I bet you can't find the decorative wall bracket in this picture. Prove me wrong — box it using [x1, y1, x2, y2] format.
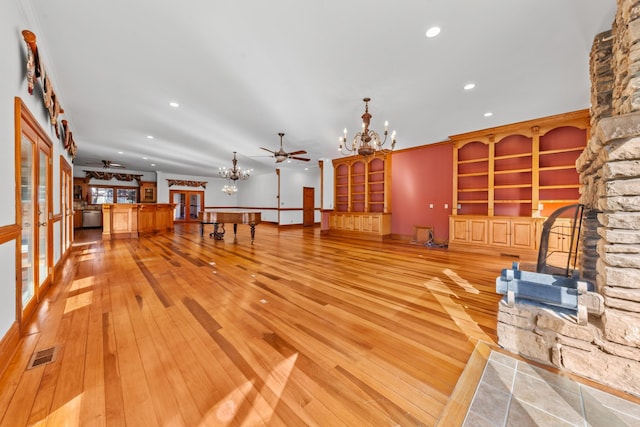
[84, 170, 143, 183]
[22, 29, 78, 159]
[166, 179, 208, 188]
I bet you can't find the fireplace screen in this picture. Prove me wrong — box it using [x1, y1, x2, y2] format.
[536, 204, 584, 277]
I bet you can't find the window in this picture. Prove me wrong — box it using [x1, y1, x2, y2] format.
[89, 186, 138, 204]
[90, 187, 113, 204]
[117, 188, 137, 203]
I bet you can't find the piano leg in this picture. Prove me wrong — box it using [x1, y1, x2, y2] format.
[209, 223, 226, 240]
[250, 224, 256, 244]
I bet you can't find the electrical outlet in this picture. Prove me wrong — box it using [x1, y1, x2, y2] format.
[429, 203, 433, 208]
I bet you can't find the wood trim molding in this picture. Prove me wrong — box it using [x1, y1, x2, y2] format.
[0, 322, 20, 378]
[0, 224, 20, 245]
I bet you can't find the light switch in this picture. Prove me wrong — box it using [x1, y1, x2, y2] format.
[444, 203, 448, 209]
[429, 203, 433, 208]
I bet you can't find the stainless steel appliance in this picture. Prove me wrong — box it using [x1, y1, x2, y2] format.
[82, 210, 102, 228]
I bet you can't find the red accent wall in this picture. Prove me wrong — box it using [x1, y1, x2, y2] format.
[391, 143, 453, 241]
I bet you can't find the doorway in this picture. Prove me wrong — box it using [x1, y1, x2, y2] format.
[15, 98, 53, 326]
[170, 190, 204, 222]
[303, 187, 315, 227]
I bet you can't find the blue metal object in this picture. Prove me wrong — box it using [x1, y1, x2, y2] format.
[495, 262, 602, 325]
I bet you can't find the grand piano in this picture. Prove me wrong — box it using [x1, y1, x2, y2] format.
[199, 210, 261, 243]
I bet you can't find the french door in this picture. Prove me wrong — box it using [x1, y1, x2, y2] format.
[170, 190, 204, 222]
[16, 98, 53, 325]
[61, 158, 73, 252]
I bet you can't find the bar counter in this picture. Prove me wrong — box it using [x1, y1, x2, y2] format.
[102, 203, 175, 240]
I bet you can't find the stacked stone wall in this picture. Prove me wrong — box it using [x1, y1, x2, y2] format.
[498, 0, 640, 397]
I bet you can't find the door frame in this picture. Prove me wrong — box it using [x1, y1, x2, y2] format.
[303, 187, 314, 227]
[169, 189, 205, 222]
[15, 97, 53, 328]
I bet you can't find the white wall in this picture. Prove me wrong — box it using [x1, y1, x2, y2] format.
[321, 158, 334, 210]
[156, 171, 239, 206]
[0, 1, 73, 338]
[238, 170, 278, 222]
[278, 167, 321, 225]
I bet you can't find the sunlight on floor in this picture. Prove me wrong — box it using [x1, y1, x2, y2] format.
[202, 353, 299, 426]
[442, 268, 480, 294]
[425, 277, 493, 343]
[64, 290, 93, 314]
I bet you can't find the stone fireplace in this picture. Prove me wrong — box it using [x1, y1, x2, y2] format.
[497, 0, 640, 397]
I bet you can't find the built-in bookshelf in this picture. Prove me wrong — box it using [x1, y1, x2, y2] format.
[449, 110, 590, 259]
[330, 153, 392, 240]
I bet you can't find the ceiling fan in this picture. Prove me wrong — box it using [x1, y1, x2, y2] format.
[86, 159, 126, 169]
[260, 133, 310, 163]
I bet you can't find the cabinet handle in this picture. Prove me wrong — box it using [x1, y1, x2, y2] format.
[39, 222, 47, 227]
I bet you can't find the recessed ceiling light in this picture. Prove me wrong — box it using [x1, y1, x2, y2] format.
[142, 157, 148, 160]
[146, 135, 154, 139]
[169, 102, 179, 108]
[426, 27, 441, 38]
[151, 163, 156, 166]
[117, 151, 124, 154]
[484, 112, 493, 117]
[464, 83, 476, 90]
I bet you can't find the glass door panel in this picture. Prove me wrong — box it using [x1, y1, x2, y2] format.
[189, 194, 201, 220]
[173, 193, 186, 220]
[21, 135, 34, 307]
[38, 149, 49, 291]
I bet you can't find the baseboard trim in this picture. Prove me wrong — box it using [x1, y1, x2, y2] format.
[0, 322, 20, 378]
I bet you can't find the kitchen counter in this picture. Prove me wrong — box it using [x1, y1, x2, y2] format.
[101, 203, 175, 239]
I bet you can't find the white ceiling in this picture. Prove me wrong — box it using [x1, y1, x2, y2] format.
[20, 0, 616, 176]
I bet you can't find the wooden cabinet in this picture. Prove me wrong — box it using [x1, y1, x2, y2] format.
[73, 178, 87, 201]
[73, 210, 83, 228]
[329, 212, 392, 240]
[140, 181, 157, 203]
[330, 153, 391, 240]
[448, 110, 589, 261]
[449, 216, 488, 245]
[450, 215, 543, 258]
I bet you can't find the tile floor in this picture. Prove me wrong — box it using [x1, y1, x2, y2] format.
[462, 351, 640, 427]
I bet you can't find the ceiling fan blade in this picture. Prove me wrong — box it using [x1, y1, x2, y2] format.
[287, 150, 307, 156]
[260, 147, 275, 154]
[290, 156, 310, 162]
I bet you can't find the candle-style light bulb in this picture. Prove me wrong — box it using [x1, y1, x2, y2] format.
[384, 120, 389, 131]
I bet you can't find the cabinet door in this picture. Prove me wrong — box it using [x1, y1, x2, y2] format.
[489, 219, 511, 247]
[450, 217, 469, 243]
[469, 219, 488, 244]
[511, 220, 535, 249]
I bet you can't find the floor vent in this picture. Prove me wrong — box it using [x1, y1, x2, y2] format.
[27, 346, 58, 370]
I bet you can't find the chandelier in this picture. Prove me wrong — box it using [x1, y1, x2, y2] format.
[219, 151, 251, 181]
[219, 151, 250, 194]
[339, 97, 397, 156]
[221, 184, 238, 195]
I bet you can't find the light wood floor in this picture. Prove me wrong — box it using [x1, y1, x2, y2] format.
[0, 223, 512, 426]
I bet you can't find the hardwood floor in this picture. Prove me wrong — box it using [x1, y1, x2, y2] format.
[0, 223, 512, 426]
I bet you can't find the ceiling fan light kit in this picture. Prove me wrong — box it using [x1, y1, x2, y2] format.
[339, 97, 397, 157]
[260, 132, 310, 163]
